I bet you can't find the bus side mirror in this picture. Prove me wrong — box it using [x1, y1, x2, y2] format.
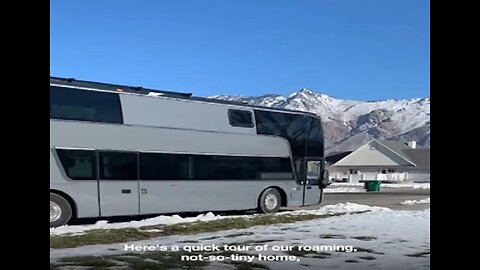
[320, 169, 331, 188]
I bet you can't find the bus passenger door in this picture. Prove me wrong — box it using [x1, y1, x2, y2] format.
[303, 159, 322, 206]
[98, 152, 140, 217]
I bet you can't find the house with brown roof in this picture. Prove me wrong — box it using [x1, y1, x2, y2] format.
[328, 139, 430, 183]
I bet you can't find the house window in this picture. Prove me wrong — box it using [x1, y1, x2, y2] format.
[388, 169, 395, 173]
[349, 169, 358, 174]
[380, 169, 387, 174]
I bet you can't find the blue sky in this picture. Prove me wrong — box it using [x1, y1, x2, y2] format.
[50, 0, 429, 100]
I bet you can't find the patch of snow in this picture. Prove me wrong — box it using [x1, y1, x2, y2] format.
[147, 92, 165, 97]
[410, 183, 430, 189]
[50, 212, 230, 236]
[278, 202, 390, 217]
[331, 182, 430, 189]
[324, 187, 363, 193]
[307, 202, 390, 214]
[400, 198, 430, 205]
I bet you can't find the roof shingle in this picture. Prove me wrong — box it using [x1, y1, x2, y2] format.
[377, 140, 430, 167]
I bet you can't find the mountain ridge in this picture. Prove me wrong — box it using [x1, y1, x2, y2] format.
[210, 89, 430, 153]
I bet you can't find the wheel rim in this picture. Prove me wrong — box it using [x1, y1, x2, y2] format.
[264, 194, 278, 210]
[50, 201, 62, 223]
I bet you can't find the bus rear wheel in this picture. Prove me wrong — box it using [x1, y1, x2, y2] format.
[50, 193, 72, 227]
[258, 188, 282, 214]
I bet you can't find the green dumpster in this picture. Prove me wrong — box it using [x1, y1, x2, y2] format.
[364, 181, 381, 192]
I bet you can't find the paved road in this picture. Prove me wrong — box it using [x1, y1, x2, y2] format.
[285, 187, 430, 211]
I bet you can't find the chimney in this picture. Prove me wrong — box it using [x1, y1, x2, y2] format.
[407, 140, 417, 149]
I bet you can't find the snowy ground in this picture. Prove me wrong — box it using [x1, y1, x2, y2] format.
[329, 182, 430, 189]
[322, 183, 430, 193]
[51, 212, 231, 236]
[324, 187, 363, 193]
[400, 198, 430, 205]
[50, 203, 383, 236]
[51, 203, 430, 269]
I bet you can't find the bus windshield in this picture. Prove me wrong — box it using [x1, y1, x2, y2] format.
[254, 110, 324, 158]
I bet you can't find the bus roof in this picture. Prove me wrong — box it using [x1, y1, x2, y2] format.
[50, 76, 319, 117]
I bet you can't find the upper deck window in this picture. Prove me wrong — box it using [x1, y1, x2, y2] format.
[254, 110, 324, 158]
[254, 110, 306, 157]
[228, 109, 254, 128]
[50, 86, 123, 124]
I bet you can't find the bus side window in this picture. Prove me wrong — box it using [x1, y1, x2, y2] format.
[56, 149, 96, 180]
[228, 109, 254, 128]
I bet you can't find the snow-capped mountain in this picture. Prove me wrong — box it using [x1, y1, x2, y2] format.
[210, 89, 430, 153]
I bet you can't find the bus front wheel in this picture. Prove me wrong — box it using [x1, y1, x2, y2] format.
[258, 188, 282, 214]
[50, 193, 72, 227]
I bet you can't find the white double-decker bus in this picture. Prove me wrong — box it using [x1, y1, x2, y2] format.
[50, 77, 329, 227]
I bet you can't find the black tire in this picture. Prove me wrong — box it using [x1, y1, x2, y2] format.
[258, 188, 282, 214]
[50, 193, 72, 227]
